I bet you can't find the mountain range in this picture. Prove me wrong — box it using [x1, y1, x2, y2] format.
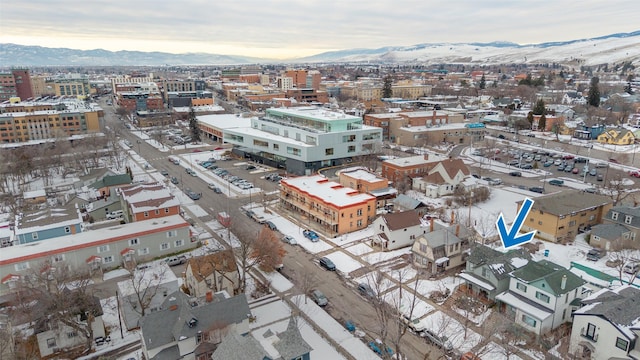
[1, 31, 639, 67]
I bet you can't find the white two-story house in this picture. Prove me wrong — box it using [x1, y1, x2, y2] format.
[496, 259, 586, 335]
[412, 158, 470, 198]
[371, 210, 426, 251]
[570, 285, 640, 360]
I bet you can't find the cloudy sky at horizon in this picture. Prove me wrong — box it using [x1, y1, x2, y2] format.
[1, 0, 638, 59]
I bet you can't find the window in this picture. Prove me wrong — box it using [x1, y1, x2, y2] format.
[521, 314, 537, 327]
[357, 220, 362, 227]
[144, 211, 149, 217]
[97, 245, 110, 253]
[348, 145, 356, 152]
[325, 148, 334, 156]
[535, 291, 550, 303]
[357, 209, 363, 216]
[420, 244, 427, 252]
[569, 220, 576, 227]
[611, 212, 618, 220]
[286, 147, 301, 156]
[343, 134, 356, 143]
[482, 268, 489, 278]
[273, 144, 279, 150]
[160, 243, 169, 250]
[32, 232, 38, 240]
[586, 323, 596, 339]
[64, 226, 71, 233]
[516, 282, 527, 292]
[129, 238, 139, 246]
[175, 239, 184, 247]
[67, 331, 78, 338]
[155, 209, 160, 215]
[616, 337, 629, 351]
[103, 256, 114, 264]
[15, 262, 29, 271]
[538, 221, 542, 225]
[167, 230, 177, 238]
[625, 215, 632, 224]
[46, 338, 56, 348]
[165, 208, 170, 213]
[52, 254, 65, 263]
[138, 248, 149, 256]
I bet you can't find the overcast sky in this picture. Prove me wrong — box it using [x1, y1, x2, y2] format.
[1, 0, 638, 59]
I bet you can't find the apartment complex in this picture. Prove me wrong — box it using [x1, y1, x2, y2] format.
[53, 76, 90, 97]
[0, 215, 193, 296]
[280, 175, 376, 236]
[0, 98, 101, 143]
[0, 68, 34, 102]
[518, 191, 613, 243]
[224, 107, 383, 175]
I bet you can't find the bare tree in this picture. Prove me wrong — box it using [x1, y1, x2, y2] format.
[18, 260, 99, 355]
[251, 228, 286, 272]
[123, 265, 169, 318]
[609, 249, 640, 283]
[294, 268, 319, 305]
[605, 173, 636, 206]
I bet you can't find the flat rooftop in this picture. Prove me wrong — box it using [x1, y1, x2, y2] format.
[282, 175, 375, 208]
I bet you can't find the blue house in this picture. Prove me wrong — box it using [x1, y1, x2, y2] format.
[574, 124, 605, 140]
[13, 204, 83, 245]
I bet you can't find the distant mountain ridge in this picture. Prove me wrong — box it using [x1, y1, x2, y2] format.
[1, 30, 639, 66]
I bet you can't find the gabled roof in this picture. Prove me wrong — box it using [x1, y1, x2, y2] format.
[273, 318, 313, 360]
[393, 194, 425, 210]
[90, 173, 132, 189]
[431, 158, 470, 179]
[467, 245, 531, 279]
[139, 291, 250, 351]
[606, 206, 640, 228]
[511, 260, 585, 296]
[575, 285, 640, 339]
[211, 331, 270, 360]
[380, 210, 422, 231]
[187, 250, 237, 282]
[590, 223, 631, 239]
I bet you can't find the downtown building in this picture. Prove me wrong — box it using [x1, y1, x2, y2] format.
[224, 107, 383, 175]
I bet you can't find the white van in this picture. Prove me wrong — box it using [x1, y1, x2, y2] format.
[624, 262, 639, 274]
[106, 210, 124, 220]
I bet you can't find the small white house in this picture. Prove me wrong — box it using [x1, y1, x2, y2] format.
[569, 285, 640, 360]
[371, 210, 427, 251]
[412, 158, 470, 198]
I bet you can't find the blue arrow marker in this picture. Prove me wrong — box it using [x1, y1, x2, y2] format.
[496, 197, 537, 249]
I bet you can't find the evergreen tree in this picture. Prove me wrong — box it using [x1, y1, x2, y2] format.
[479, 74, 486, 90]
[588, 77, 600, 107]
[527, 111, 534, 128]
[188, 106, 201, 143]
[538, 114, 547, 131]
[625, 75, 634, 95]
[382, 75, 393, 99]
[533, 99, 546, 115]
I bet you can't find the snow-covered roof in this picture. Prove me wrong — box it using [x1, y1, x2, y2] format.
[495, 292, 553, 321]
[196, 114, 252, 129]
[281, 175, 375, 208]
[458, 272, 496, 291]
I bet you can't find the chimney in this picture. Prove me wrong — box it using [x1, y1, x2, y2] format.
[206, 291, 213, 303]
[450, 211, 455, 225]
[456, 224, 460, 237]
[169, 304, 178, 311]
[561, 275, 567, 290]
[424, 154, 429, 160]
[430, 218, 434, 232]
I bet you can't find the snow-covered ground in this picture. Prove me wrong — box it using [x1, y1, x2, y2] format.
[324, 251, 366, 276]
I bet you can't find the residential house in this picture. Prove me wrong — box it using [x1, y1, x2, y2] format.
[89, 173, 132, 199]
[185, 250, 239, 298]
[212, 318, 312, 360]
[596, 127, 636, 145]
[412, 158, 470, 198]
[118, 263, 180, 331]
[391, 194, 429, 216]
[590, 205, 640, 250]
[563, 91, 587, 105]
[139, 291, 251, 360]
[495, 260, 586, 335]
[119, 182, 181, 222]
[338, 168, 397, 210]
[518, 191, 613, 243]
[23, 189, 47, 205]
[569, 285, 640, 360]
[13, 203, 83, 245]
[35, 295, 105, 358]
[411, 222, 472, 274]
[457, 245, 531, 304]
[381, 154, 441, 184]
[280, 175, 376, 236]
[573, 123, 605, 140]
[371, 210, 426, 251]
[0, 215, 192, 296]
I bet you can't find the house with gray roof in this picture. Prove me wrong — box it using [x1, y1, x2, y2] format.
[139, 291, 251, 360]
[411, 223, 472, 274]
[496, 259, 586, 335]
[458, 245, 531, 303]
[569, 285, 640, 360]
[212, 317, 312, 360]
[590, 205, 640, 250]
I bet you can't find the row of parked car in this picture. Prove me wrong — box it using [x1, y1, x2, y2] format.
[211, 168, 255, 190]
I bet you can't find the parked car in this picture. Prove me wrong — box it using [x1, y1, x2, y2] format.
[575, 157, 588, 163]
[186, 190, 201, 200]
[303, 229, 320, 242]
[572, 167, 580, 174]
[319, 257, 336, 271]
[520, 163, 533, 170]
[422, 329, 454, 353]
[528, 186, 544, 194]
[589, 169, 598, 176]
[282, 235, 297, 245]
[488, 178, 503, 185]
[170, 176, 179, 184]
[310, 289, 328, 307]
[166, 255, 187, 266]
[509, 171, 521, 177]
[595, 162, 608, 168]
[586, 248, 606, 261]
[609, 158, 620, 164]
[245, 165, 256, 170]
[401, 314, 425, 333]
[543, 161, 554, 167]
[597, 174, 604, 181]
[630, 171, 640, 178]
[106, 210, 124, 220]
[549, 179, 564, 186]
[160, 169, 169, 176]
[265, 221, 277, 231]
[623, 262, 639, 274]
[368, 340, 394, 356]
[357, 283, 375, 298]
[507, 160, 519, 166]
